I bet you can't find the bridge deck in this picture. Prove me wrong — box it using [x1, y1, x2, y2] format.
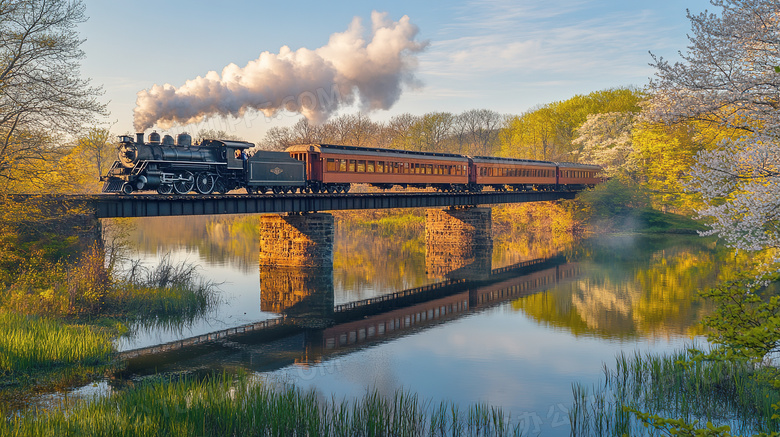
[87, 191, 577, 218]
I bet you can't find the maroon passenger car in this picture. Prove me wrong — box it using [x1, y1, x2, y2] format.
[286, 144, 471, 193]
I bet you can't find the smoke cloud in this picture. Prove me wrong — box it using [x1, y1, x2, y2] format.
[133, 12, 427, 131]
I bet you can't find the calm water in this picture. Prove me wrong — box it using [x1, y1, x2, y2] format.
[103, 211, 725, 435]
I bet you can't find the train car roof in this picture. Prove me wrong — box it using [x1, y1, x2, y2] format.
[201, 139, 254, 149]
[470, 155, 558, 167]
[554, 161, 603, 170]
[286, 144, 469, 161]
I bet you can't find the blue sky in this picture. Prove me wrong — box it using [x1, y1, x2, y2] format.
[78, 0, 713, 141]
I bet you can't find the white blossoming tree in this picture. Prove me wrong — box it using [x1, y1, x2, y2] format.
[573, 112, 637, 178]
[646, 0, 780, 261]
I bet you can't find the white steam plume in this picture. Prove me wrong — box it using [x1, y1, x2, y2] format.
[133, 12, 427, 132]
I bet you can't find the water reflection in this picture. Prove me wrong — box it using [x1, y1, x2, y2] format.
[103, 212, 736, 436]
[513, 235, 722, 339]
[122, 255, 575, 374]
[260, 266, 334, 328]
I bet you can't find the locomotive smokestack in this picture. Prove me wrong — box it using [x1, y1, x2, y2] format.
[136, 132, 145, 144]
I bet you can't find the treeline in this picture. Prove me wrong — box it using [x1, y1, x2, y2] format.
[254, 88, 642, 162]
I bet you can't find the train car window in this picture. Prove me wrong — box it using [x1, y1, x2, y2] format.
[338, 159, 346, 172]
[326, 158, 336, 172]
[377, 161, 384, 173]
[357, 160, 366, 172]
[349, 160, 356, 172]
[427, 164, 432, 174]
[367, 161, 375, 172]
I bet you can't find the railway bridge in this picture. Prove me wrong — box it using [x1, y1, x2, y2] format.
[9, 190, 579, 276]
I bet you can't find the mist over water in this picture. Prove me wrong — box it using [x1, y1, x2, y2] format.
[133, 12, 428, 131]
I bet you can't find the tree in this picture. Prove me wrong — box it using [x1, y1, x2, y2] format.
[0, 0, 105, 189]
[408, 112, 453, 152]
[76, 127, 113, 179]
[453, 109, 502, 156]
[258, 126, 293, 151]
[385, 113, 418, 150]
[573, 112, 636, 178]
[645, 0, 780, 261]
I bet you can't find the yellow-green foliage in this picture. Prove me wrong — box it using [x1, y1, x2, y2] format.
[4, 243, 110, 316]
[0, 311, 113, 373]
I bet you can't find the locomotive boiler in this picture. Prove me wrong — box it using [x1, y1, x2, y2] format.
[101, 132, 306, 195]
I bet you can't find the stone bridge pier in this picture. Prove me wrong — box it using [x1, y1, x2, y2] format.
[258, 213, 335, 328]
[425, 207, 493, 280]
[258, 213, 334, 267]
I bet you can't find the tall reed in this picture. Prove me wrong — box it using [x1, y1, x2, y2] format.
[2, 373, 524, 436]
[570, 349, 780, 436]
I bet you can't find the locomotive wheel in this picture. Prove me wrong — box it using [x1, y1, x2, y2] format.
[173, 171, 194, 194]
[195, 172, 216, 194]
[213, 180, 227, 194]
[272, 186, 281, 194]
[246, 187, 256, 194]
[157, 184, 173, 194]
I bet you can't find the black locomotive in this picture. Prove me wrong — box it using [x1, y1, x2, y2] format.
[101, 132, 305, 195]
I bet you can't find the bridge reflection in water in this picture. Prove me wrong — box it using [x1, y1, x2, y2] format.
[120, 254, 581, 376]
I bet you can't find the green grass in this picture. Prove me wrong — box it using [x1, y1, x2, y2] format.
[2, 373, 524, 436]
[570, 350, 780, 436]
[0, 311, 113, 373]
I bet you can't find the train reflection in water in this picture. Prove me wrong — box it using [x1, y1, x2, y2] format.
[120, 255, 581, 375]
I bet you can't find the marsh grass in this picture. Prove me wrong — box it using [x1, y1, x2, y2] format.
[3, 373, 524, 436]
[570, 350, 780, 436]
[112, 254, 220, 324]
[0, 311, 113, 374]
[3, 247, 219, 328]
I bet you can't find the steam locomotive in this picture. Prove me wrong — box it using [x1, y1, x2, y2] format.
[101, 132, 602, 195]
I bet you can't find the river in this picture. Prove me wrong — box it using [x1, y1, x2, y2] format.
[100, 209, 726, 435]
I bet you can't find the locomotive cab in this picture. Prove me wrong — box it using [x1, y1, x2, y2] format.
[218, 140, 252, 170]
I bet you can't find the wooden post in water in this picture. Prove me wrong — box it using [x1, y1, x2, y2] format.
[425, 207, 493, 280]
